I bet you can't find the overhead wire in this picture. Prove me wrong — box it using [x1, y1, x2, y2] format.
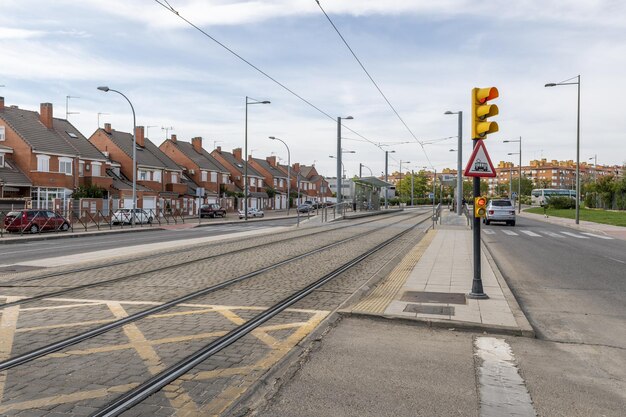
[153, 0, 385, 151]
[314, 0, 434, 168]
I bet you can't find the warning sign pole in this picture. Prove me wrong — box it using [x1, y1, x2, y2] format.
[469, 139, 488, 299]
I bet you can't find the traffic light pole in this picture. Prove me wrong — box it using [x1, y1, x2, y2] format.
[468, 139, 488, 299]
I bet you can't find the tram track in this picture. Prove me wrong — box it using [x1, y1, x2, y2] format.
[0, 211, 430, 372]
[90, 214, 422, 417]
[0, 211, 420, 309]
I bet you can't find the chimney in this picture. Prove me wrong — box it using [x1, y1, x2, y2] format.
[233, 148, 242, 160]
[104, 123, 112, 134]
[171, 134, 177, 143]
[0, 97, 4, 111]
[135, 126, 145, 148]
[40, 103, 53, 129]
[192, 136, 202, 153]
[216, 146, 221, 153]
[266, 156, 277, 167]
[293, 163, 300, 172]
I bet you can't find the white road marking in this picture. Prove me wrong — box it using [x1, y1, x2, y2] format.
[483, 230, 496, 235]
[520, 230, 541, 237]
[475, 337, 536, 417]
[540, 231, 565, 238]
[560, 231, 589, 239]
[501, 230, 518, 236]
[608, 257, 626, 264]
[580, 232, 613, 240]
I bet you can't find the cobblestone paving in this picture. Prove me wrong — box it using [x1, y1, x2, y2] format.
[0, 212, 430, 416]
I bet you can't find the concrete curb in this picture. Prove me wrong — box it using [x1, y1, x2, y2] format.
[0, 226, 161, 245]
[481, 240, 535, 338]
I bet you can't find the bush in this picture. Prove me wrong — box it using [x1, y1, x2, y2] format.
[547, 196, 576, 209]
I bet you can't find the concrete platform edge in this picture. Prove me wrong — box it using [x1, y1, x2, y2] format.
[481, 240, 535, 338]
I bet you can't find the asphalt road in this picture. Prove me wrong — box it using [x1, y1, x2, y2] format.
[482, 215, 626, 416]
[0, 217, 299, 265]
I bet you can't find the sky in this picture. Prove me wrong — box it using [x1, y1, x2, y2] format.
[1, 0, 625, 178]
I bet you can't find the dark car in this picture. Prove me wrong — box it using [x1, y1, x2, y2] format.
[200, 203, 227, 218]
[297, 203, 313, 213]
[3, 210, 71, 233]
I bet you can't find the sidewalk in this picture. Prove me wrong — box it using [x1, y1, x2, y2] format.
[345, 208, 534, 336]
[518, 209, 626, 240]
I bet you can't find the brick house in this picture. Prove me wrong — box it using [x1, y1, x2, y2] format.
[159, 135, 230, 204]
[211, 147, 268, 210]
[248, 156, 289, 209]
[89, 123, 191, 214]
[0, 97, 111, 209]
[289, 164, 329, 204]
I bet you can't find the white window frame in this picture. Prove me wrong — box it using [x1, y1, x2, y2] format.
[0, 153, 4, 168]
[37, 154, 50, 172]
[91, 162, 102, 177]
[79, 161, 84, 177]
[153, 170, 161, 183]
[59, 157, 73, 175]
[0, 126, 5, 141]
[210, 171, 217, 182]
[138, 170, 148, 181]
[171, 173, 178, 183]
[201, 171, 208, 182]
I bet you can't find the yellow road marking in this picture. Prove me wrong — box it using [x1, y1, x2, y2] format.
[0, 297, 21, 404]
[351, 230, 436, 314]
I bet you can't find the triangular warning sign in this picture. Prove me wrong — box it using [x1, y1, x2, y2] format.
[464, 141, 496, 177]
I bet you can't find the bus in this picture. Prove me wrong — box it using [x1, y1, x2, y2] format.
[531, 189, 577, 206]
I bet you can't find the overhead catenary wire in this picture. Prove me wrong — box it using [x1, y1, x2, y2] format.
[314, 0, 434, 168]
[153, 0, 384, 151]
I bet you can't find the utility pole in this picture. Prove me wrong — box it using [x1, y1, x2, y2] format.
[410, 170, 414, 206]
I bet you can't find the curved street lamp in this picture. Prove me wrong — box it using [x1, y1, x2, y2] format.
[244, 96, 271, 220]
[97, 86, 136, 224]
[336, 116, 354, 204]
[269, 136, 291, 214]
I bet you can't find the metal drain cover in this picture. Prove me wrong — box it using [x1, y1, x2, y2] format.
[401, 291, 466, 305]
[404, 304, 455, 316]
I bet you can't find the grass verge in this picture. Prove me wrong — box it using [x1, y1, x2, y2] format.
[525, 207, 626, 227]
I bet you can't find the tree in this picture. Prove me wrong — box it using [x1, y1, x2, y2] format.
[72, 184, 107, 199]
[396, 172, 429, 202]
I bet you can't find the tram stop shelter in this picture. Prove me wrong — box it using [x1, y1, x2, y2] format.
[352, 177, 393, 211]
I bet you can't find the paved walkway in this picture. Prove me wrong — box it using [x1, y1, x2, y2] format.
[347, 209, 533, 336]
[518, 209, 626, 240]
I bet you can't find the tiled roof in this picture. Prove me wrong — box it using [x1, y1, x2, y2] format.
[0, 159, 32, 187]
[252, 158, 287, 178]
[169, 141, 228, 173]
[218, 151, 263, 177]
[105, 129, 180, 171]
[0, 106, 106, 160]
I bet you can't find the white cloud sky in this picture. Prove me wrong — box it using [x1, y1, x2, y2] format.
[1, 0, 625, 178]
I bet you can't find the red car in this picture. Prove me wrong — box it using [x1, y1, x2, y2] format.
[3, 210, 71, 233]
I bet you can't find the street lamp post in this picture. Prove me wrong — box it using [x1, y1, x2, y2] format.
[545, 75, 581, 224]
[97, 86, 136, 225]
[504, 137, 522, 213]
[244, 96, 271, 220]
[384, 150, 395, 209]
[359, 163, 372, 178]
[269, 136, 291, 214]
[399, 160, 410, 202]
[445, 111, 463, 215]
[336, 116, 353, 206]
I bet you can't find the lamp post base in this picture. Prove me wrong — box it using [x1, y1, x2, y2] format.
[467, 292, 489, 300]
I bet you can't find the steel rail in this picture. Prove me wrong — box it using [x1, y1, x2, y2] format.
[0, 212, 429, 372]
[91, 215, 421, 417]
[0, 211, 414, 309]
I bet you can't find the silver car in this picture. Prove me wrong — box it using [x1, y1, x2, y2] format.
[484, 199, 516, 226]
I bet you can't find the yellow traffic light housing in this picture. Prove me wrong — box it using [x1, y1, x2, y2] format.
[472, 87, 499, 139]
[474, 196, 488, 218]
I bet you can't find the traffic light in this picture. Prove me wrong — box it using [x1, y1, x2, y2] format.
[474, 196, 488, 217]
[471, 87, 499, 139]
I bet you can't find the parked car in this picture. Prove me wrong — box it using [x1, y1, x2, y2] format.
[297, 203, 313, 213]
[111, 208, 153, 225]
[3, 210, 70, 233]
[484, 199, 516, 226]
[200, 203, 226, 218]
[238, 208, 264, 219]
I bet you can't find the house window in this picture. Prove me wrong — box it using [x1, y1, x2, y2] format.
[210, 172, 217, 182]
[0, 153, 4, 168]
[171, 173, 178, 183]
[79, 161, 84, 177]
[37, 154, 50, 172]
[92, 162, 101, 177]
[222, 175, 229, 184]
[273, 178, 277, 186]
[138, 170, 148, 181]
[59, 157, 72, 175]
[280, 179, 284, 187]
[0, 126, 5, 141]
[153, 170, 161, 183]
[250, 178, 255, 186]
[201, 171, 208, 182]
